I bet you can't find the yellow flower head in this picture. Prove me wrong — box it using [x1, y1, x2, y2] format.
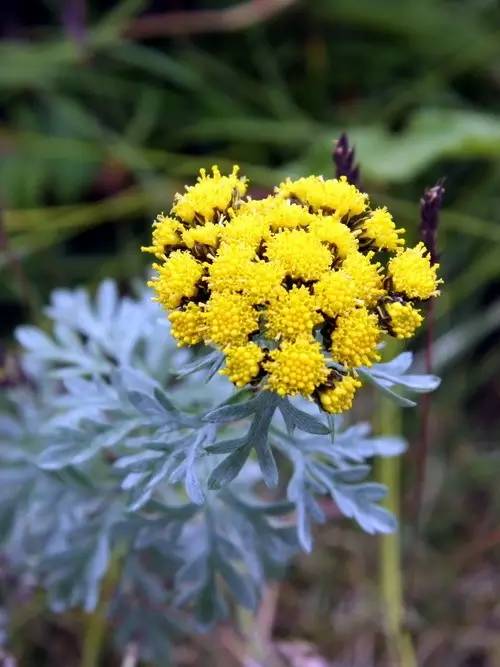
[277, 175, 368, 219]
[169, 302, 206, 346]
[182, 222, 221, 250]
[220, 342, 264, 387]
[319, 375, 362, 414]
[361, 207, 405, 251]
[264, 339, 329, 397]
[143, 155, 442, 407]
[172, 165, 247, 224]
[308, 215, 359, 259]
[342, 251, 385, 306]
[204, 292, 258, 348]
[265, 286, 322, 341]
[148, 250, 203, 310]
[314, 270, 358, 318]
[242, 196, 316, 230]
[385, 301, 423, 339]
[388, 242, 441, 300]
[141, 214, 183, 258]
[207, 243, 256, 293]
[220, 211, 270, 249]
[331, 307, 381, 368]
[265, 229, 332, 281]
[241, 260, 285, 304]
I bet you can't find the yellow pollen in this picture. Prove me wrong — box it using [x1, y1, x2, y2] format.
[148, 250, 203, 310]
[277, 175, 368, 218]
[388, 242, 441, 300]
[204, 292, 258, 347]
[331, 307, 381, 368]
[265, 229, 332, 281]
[341, 251, 385, 306]
[172, 165, 247, 224]
[361, 207, 405, 251]
[319, 375, 362, 413]
[265, 286, 322, 341]
[169, 303, 206, 346]
[264, 338, 329, 398]
[220, 342, 264, 387]
[308, 215, 359, 258]
[141, 214, 183, 258]
[182, 222, 221, 249]
[314, 270, 358, 317]
[385, 301, 423, 339]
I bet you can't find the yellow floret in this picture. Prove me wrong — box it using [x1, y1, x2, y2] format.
[182, 222, 221, 249]
[241, 260, 285, 304]
[331, 307, 381, 368]
[148, 251, 203, 310]
[207, 244, 256, 293]
[308, 215, 359, 258]
[314, 271, 358, 317]
[319, 375, 362, 414]
[220, 342, 264, 387]
[204, 292, 258, 347]
[277, 175, 368, 218]
[241, 196, 317, 230]
[169, 303, 206, 346]
[172, 165, 247, 224]
[361, 207, 405, 251]
[388, 242, 441, 300]
[265, 286, 322, 341]
[265, 229, 332, 281]
[341, 251, 385, 306]
[141, 214, 183, 258]
[385, 301, 423, 339]
[264, 339, 329, 397]
[220, 211, 270, 249]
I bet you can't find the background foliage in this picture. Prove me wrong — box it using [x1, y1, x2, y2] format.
[1, 1, 500, 666]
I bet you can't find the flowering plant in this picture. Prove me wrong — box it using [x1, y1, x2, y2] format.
[0, 141, 442, 663]
[144, 164, 440, 413]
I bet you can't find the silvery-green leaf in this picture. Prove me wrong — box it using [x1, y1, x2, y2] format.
[84, 531, 111, 611]
[384, 373, 441, 392]
[254, 439, 278, 488]
[37, 441, 102, 470]
[205, 353, 226, 382]
[370, 351, 413, 376]
[358, 368, 417, 407]
[207, 443, 252, 490]
[96, 280, 118, 323]
[203, 394, 262, 423]
[279, 399, 330, 435]
[176, 349, 219, 377]
[127, 390, 166, 417]
[205, 437, 248, 454]
[15, 326, 57, 355]
[217, 560, 257, 610]
[114, 450, 164, 470]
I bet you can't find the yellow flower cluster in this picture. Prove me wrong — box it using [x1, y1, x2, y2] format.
[143, 165, 441, 413]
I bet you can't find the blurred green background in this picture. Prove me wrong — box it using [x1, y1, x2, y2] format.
[1, 1, 500, 665]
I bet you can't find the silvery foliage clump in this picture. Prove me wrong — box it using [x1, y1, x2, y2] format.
[0, 280, 439, 660]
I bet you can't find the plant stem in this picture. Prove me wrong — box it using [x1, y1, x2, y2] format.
[411, 299, 434, 523]
[80, 605, 108, 667]
[80, 554, 121, 667]
[376, 344, 416, 667]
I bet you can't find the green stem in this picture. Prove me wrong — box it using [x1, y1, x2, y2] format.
[80, 605, 108, 667]
[376, 345, 416, 667]
[80, 554, 122, 667]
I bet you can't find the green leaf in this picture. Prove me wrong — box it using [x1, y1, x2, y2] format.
[207, 443, 252, 490]
[278, 399, 330, 435]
